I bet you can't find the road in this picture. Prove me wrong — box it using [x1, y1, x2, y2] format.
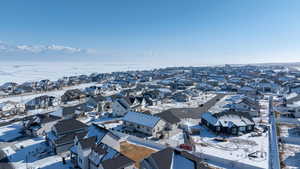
[268, 96, 281, 169]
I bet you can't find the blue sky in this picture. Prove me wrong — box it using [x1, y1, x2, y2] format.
[0, 0, 300, 65]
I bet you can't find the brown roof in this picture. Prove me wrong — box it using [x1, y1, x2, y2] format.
[120, 141, 156, 168]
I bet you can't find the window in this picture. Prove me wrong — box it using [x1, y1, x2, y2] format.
[247, 125, 252, 130]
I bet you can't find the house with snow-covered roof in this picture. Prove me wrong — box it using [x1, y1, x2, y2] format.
[281, 93, 300, 118]
[201, 111, 255, 135]
[123, 111, 166, 138]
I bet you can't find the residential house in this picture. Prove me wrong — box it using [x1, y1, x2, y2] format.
[0, 82, 18, 93]
[71, 124, 134, 169]
[112, 98, 131, 117]
[51, 105, 79, 119]
[238, 86, 257, 96]
[282, 93, 300, 118]
[123, 112, 166, 138]
[61, 89, 86, 103]
[23, 114, 61, 136]
[171, 92, 191, 102]
[140, 147, 210, 169]
[224, 96, 260, 117]
[0, 101, 22, 112]
[46, 119, 88, 154]
[201, 111, 255, 135]
[0, 101, 25, 117]
[84, 86, 102, 96]
[85, 95, 107, 112]
[25, 95, 58, 110]
[156, 111, 181, 130]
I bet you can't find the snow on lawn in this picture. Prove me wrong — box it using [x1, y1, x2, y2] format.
[148, 93, 216, 114]
[2, 137, 71, 169]
[192, 126, 269, 169]
[0, 122, 23, 142]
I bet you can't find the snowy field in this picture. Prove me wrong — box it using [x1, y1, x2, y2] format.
[0, 62, 165, 85]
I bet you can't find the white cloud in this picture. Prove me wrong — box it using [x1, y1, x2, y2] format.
[0, 41, 85, 54]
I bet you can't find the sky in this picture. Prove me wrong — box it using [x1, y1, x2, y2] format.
[0, 0, 300, 65]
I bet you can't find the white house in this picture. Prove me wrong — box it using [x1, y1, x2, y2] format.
[123, 111, 166, 138]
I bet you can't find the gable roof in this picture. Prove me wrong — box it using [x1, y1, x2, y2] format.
[79, 136, 97, 150]
[54, 119, 88, 134]
[156, 111, 181, 124]
[123, 112, 161, 128]
[55, 131, 86, 145]
[102, 154, 135, 169]
[157, 94, 226, 120]
[202, 111, 254, 127]
[143, 147, 210, 169]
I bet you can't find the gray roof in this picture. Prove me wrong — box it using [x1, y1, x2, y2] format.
[156, 111, 181, 124]
[158, 94, 226, 120]
[54, 119, 88, 134]
[123, 112, 161, 128]
[143, 147, 210, 169]
[102, 154, 134, 169]
[79, 136, 96, 149]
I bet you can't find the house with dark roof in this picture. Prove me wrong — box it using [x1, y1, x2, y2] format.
[140, 147, 210, 169]
[70, 126, 134, 169]
[282, 93, 300, 118]
[112, 98, 132, 117]
[23, 114, 61, 136]
[72, 136, 97, 169]
[25, 95, 58, 110]
[156, 111, 181, 130]
[51, 105, 78, 119]
[123, 112, 166, 138]
[224, 95, 260, 117]
[201, 111, 255, 135]
[61, 89, 86, 103]
[171, 92, 191, 102]
[46, 119, 88, 154]
[238, 86, 257, 96]
[85, 95, 107, 112]
[87, 143, 134, 169]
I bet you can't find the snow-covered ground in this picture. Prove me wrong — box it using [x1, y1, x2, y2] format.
[147, 93, 216, 114]
[1, 137, 72, 169]
[0, 62, 164, 85]
[191, 126, 269, 169]
[0, 122, 23, 142]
